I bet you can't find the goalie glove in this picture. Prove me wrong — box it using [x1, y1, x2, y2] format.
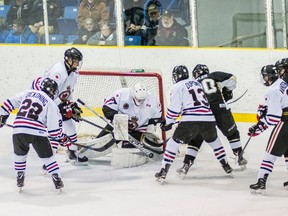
[160, 119, 173, 131]
[248, 121, 268, 137]
[0, 115, 9, 128]
[222, 87, 233, 102]
[256, 104, 268, 121]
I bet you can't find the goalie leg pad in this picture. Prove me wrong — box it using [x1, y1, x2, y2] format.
[113, 114, 128, 141]
[111, 148, 148, 168]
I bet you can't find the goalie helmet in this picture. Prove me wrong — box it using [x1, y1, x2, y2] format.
[260, 64, 278, 86]
[192, 64, 209, 79]
[172, 65, 189, 83]
[40, 78, 59, 100]
[132, 83, 148, 105]
[64, 47, 83, 72]
[275, 58, 288, 78]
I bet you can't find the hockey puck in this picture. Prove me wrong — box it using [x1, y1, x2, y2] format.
[148, 153, 154, 158]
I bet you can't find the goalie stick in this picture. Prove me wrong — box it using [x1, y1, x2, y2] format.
[227, 89, 248, 105]
[77, 99, 162, 158]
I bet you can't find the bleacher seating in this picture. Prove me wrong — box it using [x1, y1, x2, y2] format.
[59, 0, 79, 8]
[42, 34, 65, 44]
[66, 35, 78, 44]
[63, 6, 78, 19]
[0, 5, 10, 20]
[56, 18, 78, 36]
[125, 36, 141, 46]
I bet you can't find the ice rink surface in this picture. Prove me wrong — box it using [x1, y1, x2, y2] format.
[0, 121, 288, 216]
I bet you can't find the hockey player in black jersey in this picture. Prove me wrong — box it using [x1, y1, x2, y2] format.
[176, 64, 247, 176]
[275, 58, 288, 188]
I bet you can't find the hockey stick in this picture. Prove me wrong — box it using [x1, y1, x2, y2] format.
[67, 138, 116, 152]
[239, 134, 253, 158]
[227, 89, 248, 105]
[77, 99, 161, 158]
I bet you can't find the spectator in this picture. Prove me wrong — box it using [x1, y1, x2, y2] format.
[143, 0, 162, 22]
[6, 0, 33, 28]
[29, 0, 62, 43]
[87, 22, 116, 46]
[77, 0, 109, 31]
[0, 16, 9, 43]
[155, 10, 189, 46]
[73, 18, 97, 44]
[140, 3, 161, 45]
[124, 0, 145, 37]
[5, 18, 37, 44]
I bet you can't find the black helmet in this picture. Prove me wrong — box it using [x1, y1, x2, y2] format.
[192, 64, 209, 79]
[172, 65, 189, 83]
[260, 64, 278, 86]
[64, 47, 83, 71]
[40, 78, 59, 100]
[275, 58, 288, 78]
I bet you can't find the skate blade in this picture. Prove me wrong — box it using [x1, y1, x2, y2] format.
[226, 172, 234, 178]
[18, 187, 23, 193]
[156, 177, 167, 185]
[57, 188, 63, 194]
[67, 159, 88, 166]
[250, 189, 265, 195]
[176, 172, 186, 180]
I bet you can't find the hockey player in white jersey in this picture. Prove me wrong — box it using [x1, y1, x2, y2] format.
[249, 65, 288, 193]
[13, 78, 66, 191]
[155, 65, 233, 182]
[0, 47, 88, 165]
[97, 82, 162, 149]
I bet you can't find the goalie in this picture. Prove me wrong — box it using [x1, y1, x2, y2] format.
[97, 82, 163, 150]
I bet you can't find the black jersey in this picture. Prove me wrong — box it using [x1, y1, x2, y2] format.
[197, 71, 236, 105]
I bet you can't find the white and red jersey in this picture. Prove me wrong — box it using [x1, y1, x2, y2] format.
[165, 78, 215, 125]
[42, 61, 79, 105]
[261, 78, 288, 126]
[104, 88, 162, 132]
[13, 89, 64, 141]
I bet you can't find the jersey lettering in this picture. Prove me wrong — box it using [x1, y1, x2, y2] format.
[17, 99, 43, 121]
[201, 78, 217, 94]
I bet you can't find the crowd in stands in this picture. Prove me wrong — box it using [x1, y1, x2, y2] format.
[0, 0, 190, 46]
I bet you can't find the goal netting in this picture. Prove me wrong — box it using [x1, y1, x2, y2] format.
[72, 71, 166, 159]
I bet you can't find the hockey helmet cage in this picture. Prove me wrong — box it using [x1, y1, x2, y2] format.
[172, 65, 189, 83]
[40, 78, 59, 100]
[260, 64, 278, 86]
[192, 64, 209, 79]
[275, 58, 288, 78]
[64, 47, 83, 71]
[132, 82, 148, 105]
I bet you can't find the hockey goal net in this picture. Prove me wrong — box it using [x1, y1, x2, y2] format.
[73, 71, 166, 146]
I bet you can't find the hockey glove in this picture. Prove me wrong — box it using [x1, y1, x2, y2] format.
[222, 87, 233, 102]
[71, 102, 83, 122]
[58, 101, 73, 121]
[256, 104, 268, 121]
[248, 121, 268, 137]
[160, 119, 173, 131]
[0, 115, 9, 128]
[60, 134, 72, 147]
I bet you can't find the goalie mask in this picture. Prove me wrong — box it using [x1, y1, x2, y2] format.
[40, 78, 59, 100]
[260, 65, 278, 86]
[132, 83, 148, 105]
[172, 65, 189, 83]
[192, 64, 209, 79]
[64, 47, 83, 72]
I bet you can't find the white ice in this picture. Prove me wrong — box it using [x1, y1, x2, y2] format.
[0, 120, 288, 216]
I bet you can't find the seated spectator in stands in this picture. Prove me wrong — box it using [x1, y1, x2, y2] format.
[6, 0, 33, 28]
[140, 3, 161, 45]
[78, 0, 109, 31]
[155, 10, 189, 46]
[144, 0, 162, 21]
[0, 16, 9, 43]
[73, 18, 97, 44]
[5, 18, 37, 44]
[87, 22, 116, 46]
[124, 0, 145, 38]
[29, 0, 62, 43]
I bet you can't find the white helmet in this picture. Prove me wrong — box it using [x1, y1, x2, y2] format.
[132, 83, 148, 105]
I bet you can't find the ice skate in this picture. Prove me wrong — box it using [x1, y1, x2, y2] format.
[233, 151, 248, 171]
[220, 159, 233, 177]
[17, 171, 25, 192]
[250, 175, 268, 195]
[283, 181, 288, 189]
[176, 162, 193, 179]
[155, 164, 170, 184]
[66, 149, 88, 166]
[51, 173, 64, 193]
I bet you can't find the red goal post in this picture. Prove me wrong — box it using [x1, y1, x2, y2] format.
[74, 71, 166, 142]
